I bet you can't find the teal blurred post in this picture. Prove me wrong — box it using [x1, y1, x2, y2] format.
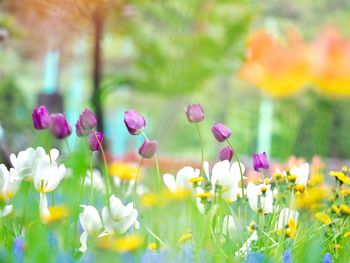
[257, 97, 273, 156]
[43, 50, 59, 94]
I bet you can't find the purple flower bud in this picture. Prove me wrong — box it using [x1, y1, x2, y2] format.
[219, 146, 234, 161]
[138, 140, 158, 159]
[185, 103, 204, 123]
[32, 106, 50, 130]
[88, 131, 104, 151]
[211, 123, 231, 142]
[75, 119, 88, 137]
[79, 108, 97, 130]
[49, 114, 72, 139]
[252, 152, 269, 172]
[124, 109, 146, 135]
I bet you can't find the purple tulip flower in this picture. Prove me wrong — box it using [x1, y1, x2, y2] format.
[49, 114, 72, 139]
[79, 108, 97, 130]
[32, 106, 50, 130]
[211, 123, 231, 142]
[75, 119, 88, 137]
[124, 109, 146, 135]
[252, 152, 269, 172]
[138, 140, 158, 159]
[219, 146, 234, 161]
[88, 131, 104, 151]
[185, 103, 205, 123]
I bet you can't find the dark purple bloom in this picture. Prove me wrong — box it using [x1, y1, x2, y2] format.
[219, 146, 234, 161]
[252, 152, 269, 172]
[75, 119, 88, 137]
[322, 253, 333, 263]
[138, 140, 158, 159]
[79, 108, 97, 130]
[32, 106, 50, 130]
[49, 114, 72, 139]
[124, 109, 146, 135]
[185, 103, 204, 123]
[88, 131, 103, 151]
[211, 123, 231, 142]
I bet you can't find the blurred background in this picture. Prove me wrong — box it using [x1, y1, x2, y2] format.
[1, 0, 350, 166]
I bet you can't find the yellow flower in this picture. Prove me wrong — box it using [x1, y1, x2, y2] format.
[188, 176, 204, 184]
[195, 192, 213, 199]
[179, 232, 192, 243]
[273, 173, 282, 180]
[140, 193, 158, 208]
[285, 218, 297, 239]
[331, 205, 340, 214]
[148, 242, 157, 251]
[315, 212, 332, 225]
[167, 189, 191, 201]
[296, 188, 327, 210]
[99, 234, 144, 253]
[109, 163, 138, 180]
[41, 205, 69, 224]
[341, 189, 350, 197]
[294, 184, 306, 193]
[329, 171, 350, 184]
[308, 174, 324, 187]
[340, 204, 350, 215]
[333, 244, 341, 250]
[344, 231, 350, 238]
[287, 174, 297, 183]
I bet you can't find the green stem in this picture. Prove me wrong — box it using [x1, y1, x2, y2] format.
[195, 123, 204, 174]
[133, 158, 144, 198]
[90, 151, 94, 203]
[226, 140, 245, 199]
[92, 131, 111, 211]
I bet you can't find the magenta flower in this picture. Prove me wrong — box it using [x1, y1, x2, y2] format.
[124, 109, 146, 135]
[219, 146, 234, 161]
[252, 152, 269, 172]
[49, 113, 72, 139]
[138, 140, 158, 159]
[88, 131, 104, 151]
[75, 119, 88, 137]
[211, 123, 231, 142]
[185, 103, 204, 123]
[79, 108, 97, 130]
[32, 106, 50, 130]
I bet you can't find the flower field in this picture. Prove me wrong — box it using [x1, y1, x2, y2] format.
[0, 104, 347, 262]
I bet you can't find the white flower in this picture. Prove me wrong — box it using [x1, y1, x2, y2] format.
[247, 182, 273, 214]
[85, 169, 105, 192]
[222, 215, 236, 239]
[33, 158, 66, 219]
[10, 147, 59, 181]
[163, 166, 200, 193]
[276, 208, 299, 230]
[207, 160, 245, 203]
[235, 231, 258, 257]
[290, 163, 309, 186]
[0, 164, 21, 200]
[79, 205, 103, 253]
[102, 195, 138, 234]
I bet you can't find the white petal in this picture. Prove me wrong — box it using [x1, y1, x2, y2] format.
[79, 231, 88, 253]
[163, 174, 176, 192]
[79, 205, 102, 234]
[211, 161, 230, 186]
[49, 149, 59, 161]
[222, 215, 236, 239]
[0, 204, 13, 217]
[203, 161, 210, 180]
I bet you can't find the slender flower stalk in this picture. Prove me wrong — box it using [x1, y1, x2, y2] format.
[92, 131, 111, 211]
[196, 123, 205, 175]
[133, 158, 144, 198]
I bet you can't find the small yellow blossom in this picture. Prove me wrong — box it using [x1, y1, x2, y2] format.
[41, 206, 69, 224]
[179, 232, 192, 243]
[294, 184, 305, 193]
[329, 171, 350, 184]
[100, 234, 144, 253]
[195, 192, 213, 199]
[148, 242, 157, 250]
[285, 218, 297, 239]
[140, 193, 158, 208]
[109, 163, 138, 180]
[333, 244, 341, 250]
[315, 212, 332, 225]
[340, 204, 350, 215]
[340, 189, 350, 197]
[274, 173, 282, 180]
[188, 177, 204, 184]
[344, 231, 350, 238]
[287, 174, 297, 183]
[331, 205, 340, 214]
